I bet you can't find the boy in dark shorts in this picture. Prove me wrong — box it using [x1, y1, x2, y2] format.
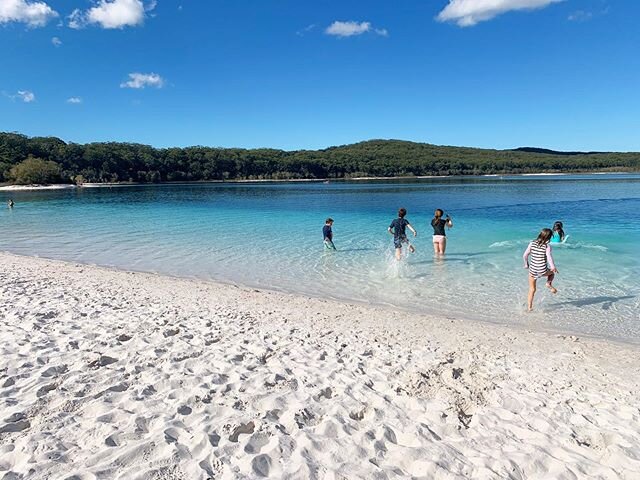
[323, 218, 336, 250]
[388, 208, 417, 260]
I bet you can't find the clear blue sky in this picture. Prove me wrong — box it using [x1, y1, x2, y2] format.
[1, 0, 638, 151]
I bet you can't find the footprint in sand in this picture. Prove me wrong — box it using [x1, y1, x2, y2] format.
[2, 377, 15, 388]
[41, 365, 68, 378]
[36, 383, 57, 397]
[164, 427, 180, 444]
[207, 432, 221, 447]
[177, 405, 192, 415]
[107, 383, 129, 393]
[313, 387, 333, 401]
[0, 419, 30, 433]
[251, 454, 272, 477]
[244, 432, 270, 454]
[88, 355, 118, 368]
[229, 421, 255, 442]
[105, 433, 120, 447]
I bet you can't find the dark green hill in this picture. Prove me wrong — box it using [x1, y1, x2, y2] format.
[1, 133, 638, 184]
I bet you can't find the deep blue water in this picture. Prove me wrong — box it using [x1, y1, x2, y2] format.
[1, 174, 639, 341]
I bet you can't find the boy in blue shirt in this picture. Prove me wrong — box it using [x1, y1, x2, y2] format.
[323, 218, 336, 250]
[388, 208, 417, 260]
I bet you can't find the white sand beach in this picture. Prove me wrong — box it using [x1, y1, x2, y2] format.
[0, 184, 77, 191]
[1, 252, 639, 479]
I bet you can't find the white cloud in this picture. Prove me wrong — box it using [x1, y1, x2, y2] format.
[325, 21, 388, 38]
[51, 36, 62, 46]
[16, 90, 35, 102]
[68, 0, 154, 29]
[437, 0, 563, 27]
[67, 97, 82, 104]
[120, 72, 165, 89]
[326, 21, 370, 37]
[0, 0, 58, 27]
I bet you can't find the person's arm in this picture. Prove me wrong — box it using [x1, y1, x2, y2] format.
[388, 227, 394, 235]
[546, 244, 557, 272]
[523, 244, 531, 268]
[407, 223, 417, 237]
[446, 216, 453, 228]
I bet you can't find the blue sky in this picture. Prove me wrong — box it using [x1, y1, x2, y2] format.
[1, 0, 638, 151]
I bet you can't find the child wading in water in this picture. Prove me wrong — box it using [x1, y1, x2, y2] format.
[523, 228, 559, 311]
[323, 218, 336, 250]
[431, 209, 453, 255]
[388, 208, 417, 260]
[550, 221, 566, 244]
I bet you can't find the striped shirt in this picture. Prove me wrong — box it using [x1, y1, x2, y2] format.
[523, 241, 555, 279]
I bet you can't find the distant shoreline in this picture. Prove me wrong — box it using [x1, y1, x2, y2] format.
[0, 171, 637, 191]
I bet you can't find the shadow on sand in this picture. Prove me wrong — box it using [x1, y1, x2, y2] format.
[550, 295, 635, 310]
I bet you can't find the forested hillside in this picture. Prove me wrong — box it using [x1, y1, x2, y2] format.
[1, 132, 638, 184]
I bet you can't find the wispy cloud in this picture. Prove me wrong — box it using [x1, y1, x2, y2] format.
[437, 0, 563, 27]
[296, 23, 316, 37]
[568, 10, 592, 22]
[325, 21, 388, 38]
[51, 36, 62, 47]
[568, 6, 609, 22]
[16, 90, 36, 102]
[0, 0, 58, 27]
[68, 0, 154, 29]
[120, 72, 165, 89]
[67, 97, 82, 104]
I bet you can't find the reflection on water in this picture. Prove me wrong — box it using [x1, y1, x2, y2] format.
[1, 174, 639, 342]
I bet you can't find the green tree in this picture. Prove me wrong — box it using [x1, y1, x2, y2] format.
[8, 156, 63, 185]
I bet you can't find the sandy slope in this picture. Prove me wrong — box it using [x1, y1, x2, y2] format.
[0, 252, 638, 479]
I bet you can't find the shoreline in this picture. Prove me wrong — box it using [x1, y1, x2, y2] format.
[2, 251, 636, 348]
[1, 171, 638, 191]
[1, 252, 639, 478]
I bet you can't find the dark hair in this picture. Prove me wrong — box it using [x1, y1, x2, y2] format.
[432, 208, 443, 226]
[325, 218, 333, 224]
[553, 221, 565, 240]
[398, 208, 407, 218]
[535, 228, 553, 246]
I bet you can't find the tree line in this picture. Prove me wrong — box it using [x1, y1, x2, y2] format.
[1, 132, 639, 185]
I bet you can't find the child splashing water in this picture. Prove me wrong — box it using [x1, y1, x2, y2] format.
[523, 228, 559, 311]
[388, 208, 417, 260]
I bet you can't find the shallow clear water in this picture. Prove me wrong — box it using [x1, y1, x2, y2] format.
[1, 174, 639, 342]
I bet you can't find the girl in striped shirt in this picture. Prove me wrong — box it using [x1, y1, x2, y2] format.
[523, 228, 559, 311]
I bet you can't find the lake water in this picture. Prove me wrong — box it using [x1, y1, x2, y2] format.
[1, 174, 639, 342]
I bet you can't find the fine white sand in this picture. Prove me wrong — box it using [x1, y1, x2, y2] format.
[0, 184, 76, 191]
[1, 252, 638, 479]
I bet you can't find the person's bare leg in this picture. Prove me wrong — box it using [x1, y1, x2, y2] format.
[545, 272, 557, 294]
[527, 275, 537, 311]
[409, 243, 415, 253]
[441, 237, 447, 255]
[433, 241, 439, 256]
[395, 248, 401, 261]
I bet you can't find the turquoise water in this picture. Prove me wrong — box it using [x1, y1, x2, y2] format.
[1, 174, 639, 342]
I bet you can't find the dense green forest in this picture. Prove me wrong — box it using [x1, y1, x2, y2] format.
[1, 132, 639, 185]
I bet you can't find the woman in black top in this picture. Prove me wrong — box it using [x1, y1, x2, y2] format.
[431, 209, 453, 255]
